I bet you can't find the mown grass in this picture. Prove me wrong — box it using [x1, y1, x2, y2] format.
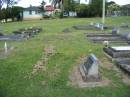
[0, 17, 130, 97]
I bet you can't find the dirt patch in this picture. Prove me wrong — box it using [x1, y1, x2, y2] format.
[122, 75, 130, 85]
[27, 45, 56, 78]
[101, 57, 114, 70]
[68, 64, 111, 88]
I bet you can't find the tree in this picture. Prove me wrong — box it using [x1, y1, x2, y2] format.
[40, 0, 46, 14]
[75, 4, 90, 17]
[0, 0, 4, 20]
[62, 0, 78, 16]
[107, 1, 120, 16]
[90, 0, 103, 17]
[2, 0, 20, 22]
[11, 6, 23, 21]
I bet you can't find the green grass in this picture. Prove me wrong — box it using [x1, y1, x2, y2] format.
[0, 17, 130, 97]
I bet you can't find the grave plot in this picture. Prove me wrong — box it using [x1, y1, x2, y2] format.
[13, 27, 42, 36]
[79, 54, 102, 82]
[0, 34, 26, 41]
[86, 27, 119, 37]
[120, 23, 129, 28]
[115, 59, 130, 75]
[0, 27, 43, 41]
[68, 54, 110, 88]
[73, 23, 112, 31]
[87, 32, 130, 44]
[103, 46, 130, 60]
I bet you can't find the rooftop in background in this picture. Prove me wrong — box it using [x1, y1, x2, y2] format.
[45, 5, 54, 11]
[24, 6, 41, 11]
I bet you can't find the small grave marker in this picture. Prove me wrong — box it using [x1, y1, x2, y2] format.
[79, 54, 101, 82]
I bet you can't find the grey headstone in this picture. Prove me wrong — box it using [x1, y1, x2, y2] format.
[112, 27, 119, 35]
[79, 54, 101, 82]
[122, 32, 130, 40]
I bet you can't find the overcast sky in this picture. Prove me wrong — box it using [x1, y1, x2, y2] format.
[16, 0, 130, 7]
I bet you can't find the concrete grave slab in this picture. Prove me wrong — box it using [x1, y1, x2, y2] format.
[103, 46, 130, 60]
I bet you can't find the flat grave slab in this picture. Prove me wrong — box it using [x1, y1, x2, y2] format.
[73, 23, 112, 31]
[115, 59, 130, 75]
[87, 32, 130, 44]
[111, 46, 130, 51]
[103, 46, 130, 59]
[0, 27, 43, 41]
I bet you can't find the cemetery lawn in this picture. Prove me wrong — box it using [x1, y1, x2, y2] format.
[0, 17, 130, 97]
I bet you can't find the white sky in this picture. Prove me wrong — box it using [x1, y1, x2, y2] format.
[16, 0, 130, 8]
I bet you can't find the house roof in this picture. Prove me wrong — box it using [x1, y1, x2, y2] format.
[24, 6, 40, 11]
[45, 5, 54, 11]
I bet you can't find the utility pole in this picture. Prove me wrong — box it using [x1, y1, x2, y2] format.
[102, 0, 105, 24]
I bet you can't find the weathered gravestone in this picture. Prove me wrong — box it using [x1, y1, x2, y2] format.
[79, 54, 102, 82]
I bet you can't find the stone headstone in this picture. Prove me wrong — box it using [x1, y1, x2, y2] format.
[122, 32, 130, 40]
[100, 24, 104, 30]
[112, 27, 118, 35]
[79, 54, 101, 82]
[95, 23, 100, 28]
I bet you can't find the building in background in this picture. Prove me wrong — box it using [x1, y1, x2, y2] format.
[45, 5, 54, 16]
[22, 5, 42, 20]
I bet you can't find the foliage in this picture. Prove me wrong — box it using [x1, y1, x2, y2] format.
[75, 4, 90, 17]
[1, 0, 20, 22]
[11, 6, 23, 21]
[107, 1, 120, 16]
[40, 0, 46, 14]
[89, 0, 103, 17]
[0, 6, 23, 21]
[63, 0, 78, 15]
